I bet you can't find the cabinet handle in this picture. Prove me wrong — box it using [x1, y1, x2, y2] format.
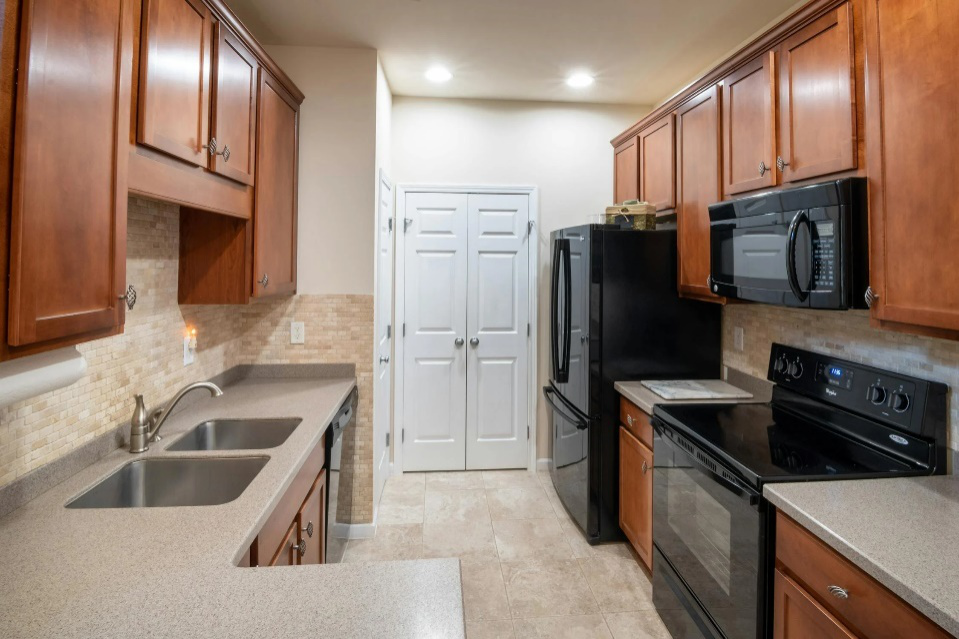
[220, 145, 231, 162]
[302, 520, 314, 539]
[827, 585, 849, 600]
[758, 161, 770, 177]
[118, 285, 137, 310]
[627, 415, 634, 427]
[203, 137, 218, 156]
[777, 156, 789, 172]
[202, 137, 231, 161]
[865, 286, 879, 309]
[642, 460, 649, 475]
[292, 539, 306, 558]
[258, 274, 269, 288]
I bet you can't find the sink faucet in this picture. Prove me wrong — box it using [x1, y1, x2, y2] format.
[129, 382, 224, 453]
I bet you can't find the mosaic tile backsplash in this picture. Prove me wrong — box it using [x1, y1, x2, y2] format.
[0, 197, 375, 521]
[723, 304, 959, 463]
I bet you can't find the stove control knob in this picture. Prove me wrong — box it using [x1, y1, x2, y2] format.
[787, 360, 804, 379]
[892, 392, 910, 413]
[868, 385, 887, 405]
[774, 356, 788, 374]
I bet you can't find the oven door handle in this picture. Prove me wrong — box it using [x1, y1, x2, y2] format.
[654, 420, 761, 507]
[543, 385, 588, 431]
[786, 209, 810, 303]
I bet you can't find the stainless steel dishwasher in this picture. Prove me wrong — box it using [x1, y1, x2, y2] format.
[325, 388, 357, 563]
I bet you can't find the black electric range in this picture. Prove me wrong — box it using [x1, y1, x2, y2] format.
[649, 343, 948, 639]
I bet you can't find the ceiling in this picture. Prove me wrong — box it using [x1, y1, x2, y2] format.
[227, 0, 804, 106]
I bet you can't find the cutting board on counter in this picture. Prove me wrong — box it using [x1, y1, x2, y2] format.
[641, 379, 754, 401]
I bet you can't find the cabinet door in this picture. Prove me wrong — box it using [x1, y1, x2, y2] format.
[210, 24, 257, 185]
[298, 469, 326, 565]
[619, 426, 653, 570]
[778, 4, 856, 182]
[774, 570, 858, 639]
[613, 136, 638, 204]
[8, 0, 133, 347]
[252, 70, 298, 298]
[270, 520, 299, 567]
[864, 0, 959, 334]
[137, 0, 213, 166]
[638, 115, 676, 211]
[676, 85, 723, 301]
[723, 51, 777, 196]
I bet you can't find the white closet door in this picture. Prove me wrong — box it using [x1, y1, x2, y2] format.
[373, 172, 393, 506]
[466, 193, 530, 469]
[402, 192, 469, 471]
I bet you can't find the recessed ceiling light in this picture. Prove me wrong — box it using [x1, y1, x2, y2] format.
[566, 72, 595, 88]
[425, 66, 452, 83]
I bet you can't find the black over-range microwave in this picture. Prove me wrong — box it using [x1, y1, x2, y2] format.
[708, 178, 868, 309]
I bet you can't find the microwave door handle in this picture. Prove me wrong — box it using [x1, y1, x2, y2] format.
[786, 210, 810, 303]
[543, 386, 587, 431]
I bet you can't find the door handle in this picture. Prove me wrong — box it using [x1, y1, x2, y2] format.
[469, 337, 479, 347]
[454, 337, 464, 347]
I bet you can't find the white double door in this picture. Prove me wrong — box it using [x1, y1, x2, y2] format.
[403, 192, 530, 471]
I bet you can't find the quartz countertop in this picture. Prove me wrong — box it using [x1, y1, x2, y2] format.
[765, 477, 959, 636]
[0, 375, 465, 639]
[615, 369, 771, 415]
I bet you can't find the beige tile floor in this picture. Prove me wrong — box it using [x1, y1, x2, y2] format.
[342, 470, 671, 639]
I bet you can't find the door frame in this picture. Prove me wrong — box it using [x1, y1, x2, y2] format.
[393, 184, 539, 474]
[372, 169, 393, 521]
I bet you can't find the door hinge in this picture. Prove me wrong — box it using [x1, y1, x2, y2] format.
[402, 428, 405, 443]
[386, 324, 391, 339]
[404, 217, 413, 232]
[527, 323, 530, 337]
[402, 323, 406, 337]
[527, 220, 535, 236]
[527, 425, 530, 440]
[388, 217, 393, 232]
[386, 432, 390, 447]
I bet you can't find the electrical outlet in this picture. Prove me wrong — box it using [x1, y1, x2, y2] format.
[734, 326, 745, 352]
[183, 337, 195, 366]
[290, 321, 305, 344]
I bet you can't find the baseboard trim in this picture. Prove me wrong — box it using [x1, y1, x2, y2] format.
[536, 458, 551, 472]
[332, 522, 376, 540]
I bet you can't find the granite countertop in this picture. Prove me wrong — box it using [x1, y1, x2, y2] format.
[765, 477, 959, 636]
[615, 368, 772, 414]
[0, 375, 464, 639]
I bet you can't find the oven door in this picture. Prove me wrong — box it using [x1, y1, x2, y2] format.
[652, 419, 765, 639]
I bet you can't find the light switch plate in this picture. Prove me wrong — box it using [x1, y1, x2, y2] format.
[290, 321, 305, 344]
[734, 326, 745, 352]
[183, 337, 195, 366]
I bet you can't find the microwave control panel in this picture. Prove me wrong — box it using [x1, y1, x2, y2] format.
[811, 218, 837, 290]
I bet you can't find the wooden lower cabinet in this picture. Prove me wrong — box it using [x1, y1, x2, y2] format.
[271, 519, 299, 567]
[619, 396, 654, 571]
[775, 512, 950, 638]
[298, 469, 327, 565]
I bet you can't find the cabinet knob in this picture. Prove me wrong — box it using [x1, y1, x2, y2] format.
[865, 286, 879, 309]
[827, 585, 849, 600]
[776, 156, 789, 172]
[627, 415, 634, 427]
[642, 460, 649, 475]
[758, 161, 770, 177]
[220, 145, 231, 162]
[203, 137, 218, 156]
[258, 274, 269, 288]
[302, 520, 314, 539]
[292, 539, 306, 558]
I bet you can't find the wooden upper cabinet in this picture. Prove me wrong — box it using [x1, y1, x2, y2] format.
[253, 70, 299, 298]
[613, 136, 638, 204]
[137, 0, 213, 166]
[210, 23, 257, 185]
[7, 0, 133, 348]
[619, 425, 653, 571]
[638, 115, 676, 211]
[722, 51, 777, 196]
[864, 0, 959, 335]
[676, 84, 723, 302]
[778, 4, 856, 183]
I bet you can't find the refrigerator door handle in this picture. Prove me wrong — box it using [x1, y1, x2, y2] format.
[551, 238, 571, 383]
[561, 241, 572, 380]
[543, 385, 587, 430]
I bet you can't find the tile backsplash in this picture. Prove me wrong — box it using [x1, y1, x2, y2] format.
[0, 197, 375, 521]
[723, 304, 959, 461]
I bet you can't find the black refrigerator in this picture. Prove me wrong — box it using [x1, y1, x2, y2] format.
[544, 224, 721, 544]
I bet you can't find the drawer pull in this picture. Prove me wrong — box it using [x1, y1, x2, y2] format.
[302, 520, 314, 538]
[292, 539, 306, 558]
[827, 585, 850, 600]
[627, 415, 634, 427]
[642, 460, 649, 475]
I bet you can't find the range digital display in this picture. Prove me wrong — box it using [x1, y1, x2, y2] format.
[829, 366, 843, 378]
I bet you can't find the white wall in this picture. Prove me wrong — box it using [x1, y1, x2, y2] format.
[392, 97, 648, 458]
[265, 45, 378, 295]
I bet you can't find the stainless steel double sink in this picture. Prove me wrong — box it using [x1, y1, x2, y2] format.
[66, 418, 302, 509]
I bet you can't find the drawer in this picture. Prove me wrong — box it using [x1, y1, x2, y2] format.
[620, 397, 653, 448]
[775, 512, 949, 639]
[257, 433, 325, 563]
